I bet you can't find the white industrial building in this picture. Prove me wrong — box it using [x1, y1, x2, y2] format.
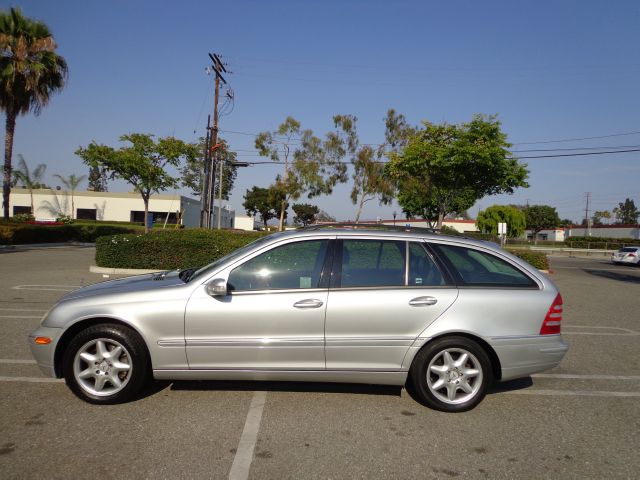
[8, 188, 254, 230]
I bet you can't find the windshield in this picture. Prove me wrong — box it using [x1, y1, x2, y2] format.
[185, 234, 277, 283]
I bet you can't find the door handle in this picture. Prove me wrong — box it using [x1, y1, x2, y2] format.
[409, 296, 438, 307]
[293, 299, 324, 309]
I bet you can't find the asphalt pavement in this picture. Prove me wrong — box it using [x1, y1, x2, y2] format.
[1, 246, 638, 479]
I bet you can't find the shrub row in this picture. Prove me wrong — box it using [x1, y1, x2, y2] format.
[95, 229, 266, 270]
[506, 249, 549, 270]
[0, 224, 138, 245]
[565, 236, 638, 249]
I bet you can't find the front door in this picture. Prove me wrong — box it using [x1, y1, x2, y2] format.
[184, 238, 332, 370]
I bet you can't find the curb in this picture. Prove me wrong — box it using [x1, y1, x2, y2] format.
[0, 242, 95, 250]
[90, 265, 163, 275]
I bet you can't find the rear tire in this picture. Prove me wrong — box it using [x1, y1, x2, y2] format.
[410, 336, 492, 412]
[63, 324, 149, 404]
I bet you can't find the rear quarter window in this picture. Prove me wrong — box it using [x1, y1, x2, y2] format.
[432, 244, 537, 288]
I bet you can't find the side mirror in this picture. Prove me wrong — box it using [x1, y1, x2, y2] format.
[205, 278, 228, 297]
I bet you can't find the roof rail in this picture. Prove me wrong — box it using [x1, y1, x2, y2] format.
[299, 222, 441, 234]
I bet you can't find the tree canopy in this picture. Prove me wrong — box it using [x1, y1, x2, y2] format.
[76, 133, 198, 232]
[476, 205, 526, 238]
[243, 186, 286, 229]
[523, 205, 560, 239]
[385, 114, 529, 228]
[292, 203, 319, 226]
[1, 7, 67, 219]
[255, 116, 347, 231]
[613, 198, 639, 224]
[181, 137, 238, 201]
[332, 114, 393, 223]
[11, 154, 46, 214]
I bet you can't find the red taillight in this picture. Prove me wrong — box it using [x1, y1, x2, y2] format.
[540, 293, 563, 335]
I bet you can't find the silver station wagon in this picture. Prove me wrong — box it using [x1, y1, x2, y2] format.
[29, 225, 568, 412]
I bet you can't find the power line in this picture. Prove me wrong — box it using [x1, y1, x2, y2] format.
[513, 130, 640, 145]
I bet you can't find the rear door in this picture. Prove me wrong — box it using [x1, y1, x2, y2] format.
[324, 238, 458, 370]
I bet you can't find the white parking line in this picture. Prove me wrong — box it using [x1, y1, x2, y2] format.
[12, 285, 79, 292]
[0, 359, 37, 364]
[228, 391, 267, 480]
[0, 315, 43, 319]
[0, 376, 62, 383]
[505, 389, 640, 397]
[562, 325, 639, 336]
[533, 373, 640, 380]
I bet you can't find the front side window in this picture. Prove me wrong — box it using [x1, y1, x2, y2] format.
[339, 239, 405, 287]
[432, 244, 536, 287]
[227, 240, 329, 291]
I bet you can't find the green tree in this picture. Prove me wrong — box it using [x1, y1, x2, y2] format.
[243, 186, 286, 229]
[87, 165, 108, 192]
[476, 205, 526, 237]
[76, 133, 198, 233]
[316, 210, 335, 223]
[332, 114, 393, 223]
[181, 137, 238, 200]
[53, 173, 86, 218]
[523, 205, 560, 243]
[612, 198, 639, 224]
[255, 117, 347, 231]
[292, 203, 319, 226]
[385, 114, 529, 228]
[11, 154, 46, 214]
[559, 218, 574, 227]
[0, 7, 68, 219]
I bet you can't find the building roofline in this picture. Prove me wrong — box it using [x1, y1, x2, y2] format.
[10, 187, 199, 202]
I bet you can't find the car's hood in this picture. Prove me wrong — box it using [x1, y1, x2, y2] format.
[61, 270, 185, 301]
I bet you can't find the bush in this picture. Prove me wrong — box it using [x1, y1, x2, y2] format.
[565, 236, 638, 250]
[12, 213, 35, 223]
[95, 229, 266, 269]
[0, 224, 138, 245]
[507, 249, 549, 270]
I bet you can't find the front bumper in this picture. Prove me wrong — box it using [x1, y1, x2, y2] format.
[28, 326, 64, 378]
[490, 334, 569, 382]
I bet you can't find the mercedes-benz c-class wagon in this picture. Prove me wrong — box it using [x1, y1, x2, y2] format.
[29, 226, 568, 412]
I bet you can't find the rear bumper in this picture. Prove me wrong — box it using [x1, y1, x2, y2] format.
[490, 334, 569, 382]
[28, 326, 63, 378]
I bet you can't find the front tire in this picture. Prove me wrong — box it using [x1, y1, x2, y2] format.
[63, 324, 149, 404]
[410, 336, 492, 412]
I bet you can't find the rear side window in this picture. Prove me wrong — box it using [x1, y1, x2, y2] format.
[432, 244, 536, 287]
[409, 243, 445, 286]
[620, 247, 639, 252]
[340, 239, 405, 287]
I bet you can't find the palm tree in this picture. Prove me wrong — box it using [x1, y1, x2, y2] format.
[54, 173, 86, 218]
[0, 7, 68, 220]
[12, 154, 46, 214]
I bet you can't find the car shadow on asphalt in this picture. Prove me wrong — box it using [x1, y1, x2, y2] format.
[487, 376, 534, 394]
[583, 268, 640, 284]
[166, 380, 403, 397]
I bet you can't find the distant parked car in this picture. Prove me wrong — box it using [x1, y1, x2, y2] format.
[611, 246, 640, 266]
[29, 225, 568, 412]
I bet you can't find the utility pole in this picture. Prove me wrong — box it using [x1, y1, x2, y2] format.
[201, 53, 227, 229]
[217, 157, 224, 229]
[200, 115, 211, 227]
[584, 192, 592, 236]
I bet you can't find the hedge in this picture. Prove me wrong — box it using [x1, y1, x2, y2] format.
[95, 229, 266, 270]
[565, 236, 639, 250]
[506, 249, 549, 270]
[0, 223, 138, 245]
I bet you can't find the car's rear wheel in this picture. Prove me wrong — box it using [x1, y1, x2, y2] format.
[63, 324, 149, 404]
[410, 336, 491, 412]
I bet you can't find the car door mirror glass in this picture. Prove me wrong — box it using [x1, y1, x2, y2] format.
[206, 278, 228, 296]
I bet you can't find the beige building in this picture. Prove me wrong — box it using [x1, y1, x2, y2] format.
[9, 188, 208, 228]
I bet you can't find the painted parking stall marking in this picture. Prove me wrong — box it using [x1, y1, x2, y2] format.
[11, 285, 79, 292]
[228, 391, 268, 480]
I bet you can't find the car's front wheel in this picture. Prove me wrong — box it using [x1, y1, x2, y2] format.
[63, 323, 149, 404]
[410, 336, 492, 412]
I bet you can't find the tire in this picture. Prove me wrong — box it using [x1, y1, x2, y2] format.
[63, 323, 149, 404]
[409, 336, 492, 412]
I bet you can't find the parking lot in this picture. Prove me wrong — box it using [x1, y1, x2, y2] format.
[1, 245, 639, 479]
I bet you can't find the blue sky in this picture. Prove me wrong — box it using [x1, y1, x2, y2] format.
[4, 0, 640, 222]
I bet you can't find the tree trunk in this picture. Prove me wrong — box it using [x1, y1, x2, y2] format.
[354, 195, 365, 224]
[437, 211, 445, 229]
[71, 191, 75, 219]
[278, 200, 286, 231]
[3, 111, 16, 220]
[143, 195, 150, 234]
